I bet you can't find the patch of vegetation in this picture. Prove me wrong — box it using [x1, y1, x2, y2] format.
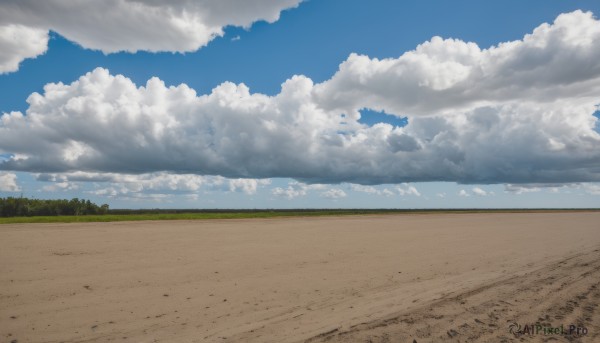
[0, 196, 109, 217]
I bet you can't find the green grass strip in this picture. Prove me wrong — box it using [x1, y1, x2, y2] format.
[1, 209, 599, 224]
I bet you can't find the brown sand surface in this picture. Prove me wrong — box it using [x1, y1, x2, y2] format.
[1, 212, 599, 342]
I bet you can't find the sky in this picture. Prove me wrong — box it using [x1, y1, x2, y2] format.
[1, 0, 600, 209]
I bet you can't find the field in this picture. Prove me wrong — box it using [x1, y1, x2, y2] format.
[1, 212, 600, 342]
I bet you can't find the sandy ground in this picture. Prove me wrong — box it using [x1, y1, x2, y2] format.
[1, 213, 600, 343]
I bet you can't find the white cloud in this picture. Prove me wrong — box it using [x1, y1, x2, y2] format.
[1, 11, 600, 186]
[320, 188, 347, 199]
[0, 172, 20, 192]
[580, 183, 600, 195]
[228, 178, 271, 195]
[350, 184, 379, 194]
[458, 189, 469, 197]
[349, 184, 394, 196]
[91, 187, 118, 197]
[472, 187, 488, 196]
[0, 24, 48, 73]
[381, 188, 394, 197]
[271, 181, 326, 199]
[503, 183, 573, 194]
[313, 10, 600, 116]
[436, 192, 446, 198]
[504, 182, 600, 196]
[504, 184, 543, 194]
[73, 172, 210, 198]
[0, 0, 302, 72]
[36, 171, 269, 199]
[41, 181, 79, 192]
[271, 186, 306, 199]
[397, 183, 421, 196]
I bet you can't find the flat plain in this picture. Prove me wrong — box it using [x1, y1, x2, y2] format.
[1, 212, 599, 342]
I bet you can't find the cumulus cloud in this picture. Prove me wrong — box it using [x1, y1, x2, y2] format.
[1, 11, 600, 186]
[350, 184, 378, 194]
[381, 189, 395, 197]
[396, 183, 421, 196]
[504, 184, 544, 194]
[67, 172, 209, 198]
[313, 10, 600, 116]
[274, 182, 400, 199]
[581, 183, 600, 195]
[271, 182, 326, 199]
[320, 188, 347, 199]
[504, 182, 600, 195]
[228, 178, 271, 195]
[36, 171, 269, 198]
[350, 184, 394, 196]
[472, 187, 488, 196]
[0, 172, 20, 192]
[0, 24, 48, 73]
[271, 185, 306, 199]
[41, 181, 79, 192]
[0, 0, 302, 72]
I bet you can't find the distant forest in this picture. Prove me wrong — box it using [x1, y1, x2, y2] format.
[0, 197, 109, 217]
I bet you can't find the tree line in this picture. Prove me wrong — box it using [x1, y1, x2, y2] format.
[0, 197, 109, 217]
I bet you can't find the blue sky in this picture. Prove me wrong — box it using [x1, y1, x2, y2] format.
[1, 0, 600, 208]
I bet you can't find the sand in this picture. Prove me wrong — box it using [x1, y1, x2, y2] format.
[1, 212, 599, 342]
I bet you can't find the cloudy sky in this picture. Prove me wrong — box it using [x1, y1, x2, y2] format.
[1, 0, 600, 209]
